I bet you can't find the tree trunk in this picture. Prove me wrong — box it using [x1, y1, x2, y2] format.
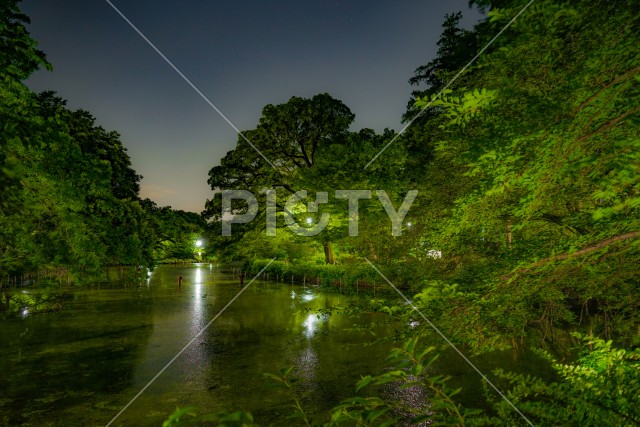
[323, 241, 335, 265]
[506, 218, 512, 250]
[367, 241, 378, 261]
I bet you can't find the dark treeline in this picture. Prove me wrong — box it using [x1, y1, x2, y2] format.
[0, 1, 205, 281]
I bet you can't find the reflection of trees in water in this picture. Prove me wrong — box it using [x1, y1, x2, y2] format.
[0, 291, 74, 317]
[0, 287, 156, 426]
[0, 266, 388, 426]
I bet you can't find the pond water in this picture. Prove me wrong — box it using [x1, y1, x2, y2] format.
[1, 265, 398, 426]
[0, 265, 548, 426]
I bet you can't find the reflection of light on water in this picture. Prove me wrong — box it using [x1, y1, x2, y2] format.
[303, 313, 326, 338]
[187, 268, 211, 367]
[291, 290, 316, 302]
[304, 314, 318, 337]
[296, 346, 319, 381]
[191, 267, 204, 333]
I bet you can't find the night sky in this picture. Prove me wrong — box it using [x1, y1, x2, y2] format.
[23, 0, 482, 213]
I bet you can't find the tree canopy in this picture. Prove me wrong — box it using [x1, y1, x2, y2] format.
[0, 0, 205, 278]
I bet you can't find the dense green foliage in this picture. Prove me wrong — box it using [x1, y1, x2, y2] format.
[164, 334, 640, 426]
[202, 0, 640, 424]
[2, 0, 639, 424]
[206, 0, 639, 344]
[0, 0, 205, 281]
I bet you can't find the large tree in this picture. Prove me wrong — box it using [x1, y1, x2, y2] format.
[206, 93, 354, 194]
[204, 93, 355, 264]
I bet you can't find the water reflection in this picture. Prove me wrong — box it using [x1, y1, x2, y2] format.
[1, 279, 156, 426]
[184, 266, 210, 380]
[303, 312, 328, 338]
[296, 346, 319, 381]
[0, 265, 395, 426]
[191, 266, 205, 334]
[290, 290, 316, 302]
[304, 313, 319, 337]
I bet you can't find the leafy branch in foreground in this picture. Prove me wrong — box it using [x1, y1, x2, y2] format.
[264, 338, 478, 427]
[488, 334, 640, 426]
[263, 366, 312, 427]
[162, 406, 255, 427]
[339, 337, 480, 427]
[163, 334, 640, 426]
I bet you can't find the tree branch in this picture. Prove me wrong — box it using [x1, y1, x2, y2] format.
[506, 231, 640, 278]
[574, 66, 640, 114]
[573, 106, 640, 146]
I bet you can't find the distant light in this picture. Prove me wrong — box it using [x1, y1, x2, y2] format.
[407, 222, 412, 227]
[427, 249, 442, 259]
[196, 240, 203, 247]
[306, 217, 313, 225]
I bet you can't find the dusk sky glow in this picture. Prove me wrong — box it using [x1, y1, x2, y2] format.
[23, 0, 482, 213]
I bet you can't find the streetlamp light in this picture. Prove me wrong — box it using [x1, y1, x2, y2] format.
[195, 239, 204, 262]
